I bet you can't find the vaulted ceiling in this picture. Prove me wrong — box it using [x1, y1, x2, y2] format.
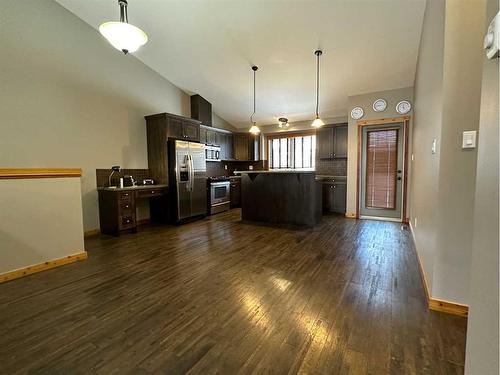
[56, 0, 426, 128]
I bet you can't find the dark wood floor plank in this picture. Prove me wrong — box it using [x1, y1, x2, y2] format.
[0, 209, 467, 374]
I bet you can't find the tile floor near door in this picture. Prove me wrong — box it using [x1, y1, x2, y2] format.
[0, 209, 467, 374]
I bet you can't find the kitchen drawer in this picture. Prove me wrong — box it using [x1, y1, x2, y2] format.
[120, 201, 134, 211]
[136, 188, 164, 198]
[119, 215, 135, 229]
[119, 191, 133, 201]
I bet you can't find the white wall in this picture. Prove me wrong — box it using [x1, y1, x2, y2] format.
[410, 0, 486, 305]
[0, 177, 85, 273]
[0, 0, 233, 232]
[346, 87, 414, 217]
[465, 0, 499, 372]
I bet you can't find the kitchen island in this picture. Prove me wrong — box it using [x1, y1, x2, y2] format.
[235, 170, 321, 227]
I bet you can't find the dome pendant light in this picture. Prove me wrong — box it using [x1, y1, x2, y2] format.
[311, 50, 325, 127]
[99, 0, 148, 55]
[249, 66, 261, 135]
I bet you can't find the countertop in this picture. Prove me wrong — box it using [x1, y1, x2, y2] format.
[97, 184, 168, 192]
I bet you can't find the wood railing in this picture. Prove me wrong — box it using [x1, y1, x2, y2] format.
[0, 168, 82, 179]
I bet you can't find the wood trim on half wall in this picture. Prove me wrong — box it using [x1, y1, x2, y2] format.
[0, 168, 82, 179]
[355, 116, 410, 222]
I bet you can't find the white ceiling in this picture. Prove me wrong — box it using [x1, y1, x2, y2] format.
[56, 0, 426, 128]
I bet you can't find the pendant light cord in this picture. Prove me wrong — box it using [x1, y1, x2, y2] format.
[315, 50, 321, 118]
[250, 66, 258, 125]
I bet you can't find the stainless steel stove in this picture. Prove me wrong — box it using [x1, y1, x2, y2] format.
[207, 176, 230, 214]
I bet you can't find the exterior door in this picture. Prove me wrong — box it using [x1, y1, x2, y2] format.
[360, 123, 404, 219]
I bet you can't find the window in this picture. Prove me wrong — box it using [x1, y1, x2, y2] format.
[268, 133, 316, 169]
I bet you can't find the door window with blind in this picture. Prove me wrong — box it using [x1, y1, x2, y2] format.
[365, 128, 399, 209]
[268, 134, 316, 169]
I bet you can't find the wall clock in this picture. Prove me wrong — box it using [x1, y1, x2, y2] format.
[350, 107, 364, 120]
[396, 100, 412, 114]
[372, 98, 387, 112]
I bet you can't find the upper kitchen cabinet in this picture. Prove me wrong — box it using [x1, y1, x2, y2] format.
[145, 112, 202, 184]
[317, 124, 348, 159]
[234, 134, 249, 161]
[234, 133, 260, 161]
[146, 113, 201, 143]
[333, 125, 348, 158]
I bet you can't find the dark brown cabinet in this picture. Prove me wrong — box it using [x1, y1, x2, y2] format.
[233, 133, 260, 161]
[98, 186, 168, 235]
[317, 124, 348, 159]
[145, 112, 202, 185]
[200, 126, 234, 160]
[333, 125, 348, 158]
[322, 180, 346, 214]
[230, 178, 241, 208]
[234, 134, 250, 161]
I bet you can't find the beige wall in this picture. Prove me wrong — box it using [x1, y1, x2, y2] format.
[0, 0, 233, 232]
[212, 112, 238, 132]
[465, 0, 499, 372]
[0, 177, 85, 274]
[346, 87, 414, 216]
[410, 0, 486, 305]
[409, 0, 446, 294]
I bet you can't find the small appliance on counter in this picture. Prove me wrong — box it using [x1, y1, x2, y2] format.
[143, 179, 154, 185]
[207, 176, 230, 215]
[122, 175, 135, 187]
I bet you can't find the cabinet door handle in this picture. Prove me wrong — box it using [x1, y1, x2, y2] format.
[125, 205, 129, 208]
[151, 190, 155, 194]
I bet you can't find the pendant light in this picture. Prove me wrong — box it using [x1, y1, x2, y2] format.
[311, 50, 325, 127]
[99, 0, 148, 55]
[249, 66, 261, 135]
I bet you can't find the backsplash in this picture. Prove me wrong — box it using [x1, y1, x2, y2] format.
[315, 158, 347, 176]
[96, 168, 150, 187]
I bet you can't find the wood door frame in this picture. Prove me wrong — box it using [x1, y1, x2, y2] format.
[356, 116, 410, 223]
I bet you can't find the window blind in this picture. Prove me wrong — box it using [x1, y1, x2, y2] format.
[365, 129, 398, 209]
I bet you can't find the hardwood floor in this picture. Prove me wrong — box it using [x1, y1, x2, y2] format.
[0, 209, 467, 374]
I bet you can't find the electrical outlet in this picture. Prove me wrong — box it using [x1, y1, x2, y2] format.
[411, 154, 414, 161]
[224, 165, 228, 170]
[414, 217, 418, 228]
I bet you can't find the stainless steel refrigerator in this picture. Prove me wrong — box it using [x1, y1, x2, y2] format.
[168, 139, 207, 222]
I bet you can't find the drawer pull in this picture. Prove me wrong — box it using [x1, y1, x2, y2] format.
[125, 205, 129, 208]
[151, 190, 155, 194]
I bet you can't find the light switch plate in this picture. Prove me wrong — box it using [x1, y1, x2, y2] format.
[462, 131, 477, 149]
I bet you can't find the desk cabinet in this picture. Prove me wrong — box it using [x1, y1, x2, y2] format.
[98, 186, 168, 236]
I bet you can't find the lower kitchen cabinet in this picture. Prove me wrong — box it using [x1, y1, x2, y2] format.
[230, 178, 241, 208]
[322, 181, 346, 214]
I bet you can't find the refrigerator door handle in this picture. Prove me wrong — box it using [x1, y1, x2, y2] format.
[188, 154, 194, 192]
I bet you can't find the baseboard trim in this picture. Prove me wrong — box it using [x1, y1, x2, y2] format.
[84, 229, 100, 237]
[429, 298, 469, 317]
[345, 212, 357, 219]
[0, 252, 88, 283]
[408, 222, 469, 317]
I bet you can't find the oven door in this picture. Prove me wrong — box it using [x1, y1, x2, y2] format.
[210, 181, 230, 205]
